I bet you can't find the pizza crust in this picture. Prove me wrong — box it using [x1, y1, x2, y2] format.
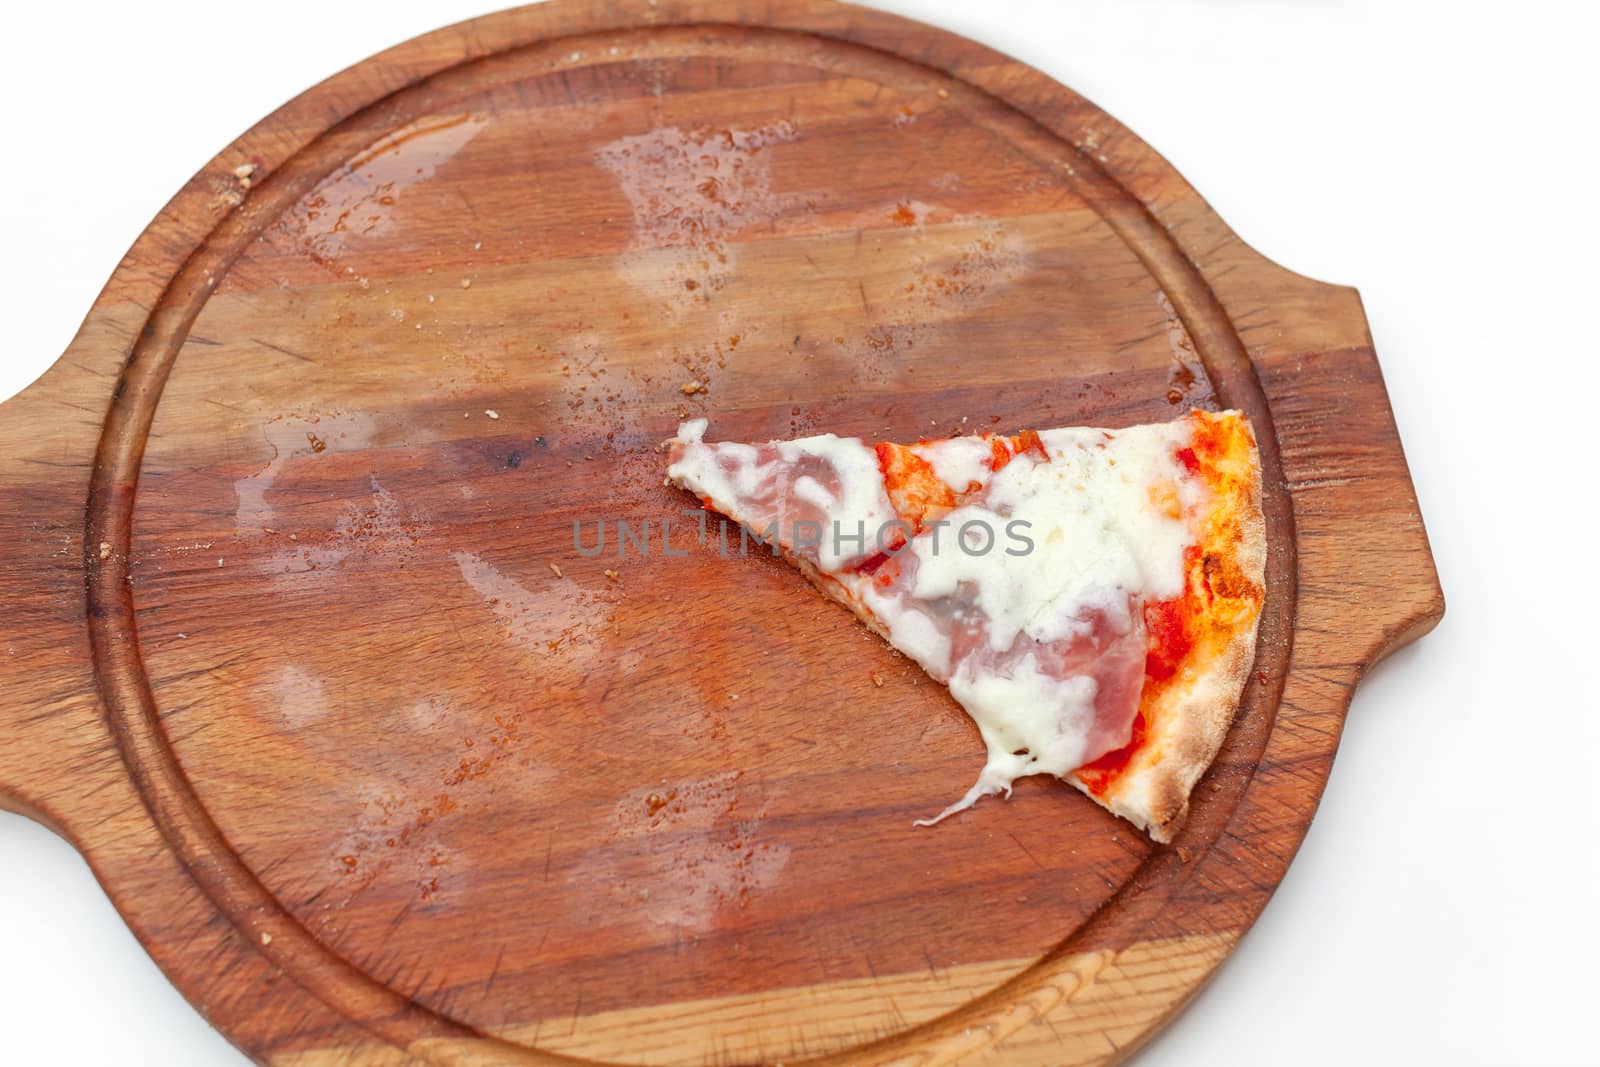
[1068, 611, 1261, 842]
[1066, 428, 1267, 843]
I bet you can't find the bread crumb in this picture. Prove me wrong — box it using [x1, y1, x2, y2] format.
[680, 380, 705, 395]
[937, 88, 950, 99]
[870, 672, 885, 687]
[548, 562, 563, 578]
[260, 932, 273, 946]
[232, 163, 257, 189]
[603, 569, 620, 582]
[484, 409, 499, 420]
[461, 278, 472, 289]
[98, 541, 112, 560]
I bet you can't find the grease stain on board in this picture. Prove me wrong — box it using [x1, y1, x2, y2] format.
[1157, 290, 1214, 408]
[272, 664, 332, 729]
[233, 411, 379, 539]
[838, 201, 1028, 384]
[323, 703, 549, 907]
[602, 771, 791, 933]
[269, 476, 432, 578]
[263, 112, 491, 271]
[451, 550, 619, 675]
[596, 120, 801, 320]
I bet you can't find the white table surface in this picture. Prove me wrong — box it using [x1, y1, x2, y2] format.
[2, 1, 1594, 1063]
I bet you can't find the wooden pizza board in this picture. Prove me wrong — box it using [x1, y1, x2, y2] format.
[0, 1, 1443, 1063]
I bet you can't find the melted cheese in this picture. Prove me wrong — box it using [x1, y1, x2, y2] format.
[667, 422, 898, 570]
[910, 436, 994, 493]
[773, 435, 900, 568]
[923, 657, 1100, 824]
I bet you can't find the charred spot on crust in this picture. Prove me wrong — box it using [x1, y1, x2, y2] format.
[1202, 546, 1262, 601]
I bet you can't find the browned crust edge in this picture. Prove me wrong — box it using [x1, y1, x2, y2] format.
[1065, 423, 1267, 843]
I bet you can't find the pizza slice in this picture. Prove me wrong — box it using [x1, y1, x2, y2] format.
[665, 410, 1265, 843]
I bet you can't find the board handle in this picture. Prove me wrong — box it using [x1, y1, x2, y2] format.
[1228, 260, 1445, 670]
[0, 352, 122, 842]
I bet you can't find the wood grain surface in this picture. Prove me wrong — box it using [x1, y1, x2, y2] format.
[0, 1, 1442, 1064]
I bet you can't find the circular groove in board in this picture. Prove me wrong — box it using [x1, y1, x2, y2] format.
[63, 3, 1326, 1065]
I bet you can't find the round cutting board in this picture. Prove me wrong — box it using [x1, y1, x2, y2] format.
[0, 1, 1442, 1064]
